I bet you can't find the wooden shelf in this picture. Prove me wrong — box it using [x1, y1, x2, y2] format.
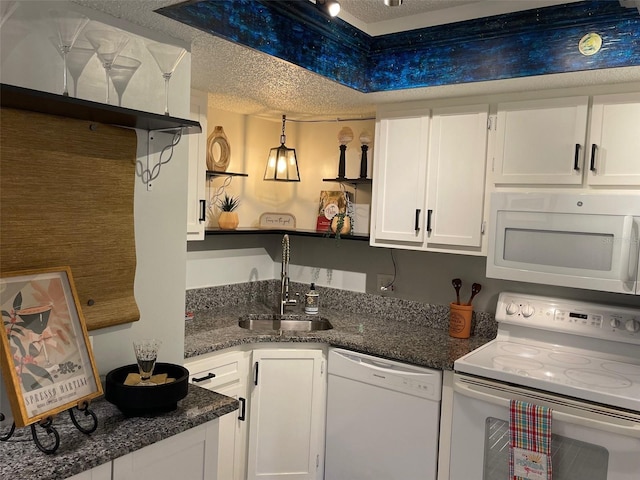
[205, 227, 369, 241]
[323, 177, 372, 187]
[1, 83, 201, 134]
[207, 171, 249, 178]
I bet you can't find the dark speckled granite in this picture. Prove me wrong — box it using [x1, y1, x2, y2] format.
[185, 281, 496, 369]
[0, 386, 237, 480]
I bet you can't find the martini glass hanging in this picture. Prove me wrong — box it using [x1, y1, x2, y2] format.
[85, 28, 130, 104]
[146, 42, 187, 116]
[108, 55, 141, 107]
[49, 10, 90, 96]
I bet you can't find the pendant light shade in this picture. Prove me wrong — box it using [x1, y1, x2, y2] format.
[264, 115, 300, 182]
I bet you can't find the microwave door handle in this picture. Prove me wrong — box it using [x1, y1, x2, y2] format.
[454, 378, 640, 438]
[620, 216, 634, 282]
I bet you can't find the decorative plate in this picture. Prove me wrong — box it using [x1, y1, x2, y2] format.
[207, 126, 231, 172]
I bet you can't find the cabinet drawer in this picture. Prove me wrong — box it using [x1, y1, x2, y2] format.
[186, 350, 248, 390]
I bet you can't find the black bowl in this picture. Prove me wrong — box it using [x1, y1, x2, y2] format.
[105, 363, 189, 416]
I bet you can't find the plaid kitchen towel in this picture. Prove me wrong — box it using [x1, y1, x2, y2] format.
[509, 399, 552, 480]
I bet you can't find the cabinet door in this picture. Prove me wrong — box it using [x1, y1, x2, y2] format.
[186, 350, 250, 480]
[426, 105, 488, 248]
[67, 462, 112, 480]
[371, 112, 429, 244]
[247, 349, 325, 480]
[113, 420, 219, 480]
[187, 90, 208, 241]
[587, 93, 640, 186]
[493, 97, 588, 185]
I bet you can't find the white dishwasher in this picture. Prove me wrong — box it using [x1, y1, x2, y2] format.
[324, 348, 442, 480]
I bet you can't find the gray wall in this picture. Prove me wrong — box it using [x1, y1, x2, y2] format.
[188, 234, 640, 314]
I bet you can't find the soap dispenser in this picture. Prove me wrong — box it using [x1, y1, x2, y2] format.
[304, 283, 319, 315]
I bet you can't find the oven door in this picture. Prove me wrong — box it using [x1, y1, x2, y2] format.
[450, 374, 640, 480]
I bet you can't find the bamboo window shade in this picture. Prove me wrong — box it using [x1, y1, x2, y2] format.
[0, 107, 140, 330]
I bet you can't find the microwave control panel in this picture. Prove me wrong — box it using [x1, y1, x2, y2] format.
[496, 292, 640, 345]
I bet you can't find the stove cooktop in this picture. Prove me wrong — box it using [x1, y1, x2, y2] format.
[454, 293, 640, 412]
[455, 339, 640, 411]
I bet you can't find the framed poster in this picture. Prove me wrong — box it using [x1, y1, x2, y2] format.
[0, 267, 102, 427]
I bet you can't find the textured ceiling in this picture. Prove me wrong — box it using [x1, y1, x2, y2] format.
[339, 0, 480, 23]
[69, 0, 640, 120]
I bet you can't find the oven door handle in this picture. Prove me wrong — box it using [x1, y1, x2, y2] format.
[454, 376, 640, 438]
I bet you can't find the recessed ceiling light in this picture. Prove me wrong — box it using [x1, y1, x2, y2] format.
[384, 0, 403, 6]
[317, 0, 341, 17]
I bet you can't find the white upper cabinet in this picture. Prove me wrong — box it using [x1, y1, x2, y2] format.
[371, 105, 489, 255]
[371, 111, 430, 245]
[587, 93, 640, 186]
[187, 90, 208, 241]
[492, 96, 589, 185]
[426, 105, 489, 248]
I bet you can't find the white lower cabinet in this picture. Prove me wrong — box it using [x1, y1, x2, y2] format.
[185, 349, 251, 480]
[185, 346, 326, 480]
[67, 462, 112, 480]
[112, 420, 219, 480]
[68, 420, 220, 480]
[247, 348, 326, 480]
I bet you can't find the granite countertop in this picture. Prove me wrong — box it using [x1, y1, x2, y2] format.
[0, 385, 237, 480]
[185, 301, 495, 370]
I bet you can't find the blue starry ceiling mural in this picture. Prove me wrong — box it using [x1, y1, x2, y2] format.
[158, 0, 640, 93]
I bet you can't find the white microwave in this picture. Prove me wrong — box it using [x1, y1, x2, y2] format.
[486, 192, 640, 294]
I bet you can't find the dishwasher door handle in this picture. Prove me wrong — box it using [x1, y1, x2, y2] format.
[332, 350, 437, 376]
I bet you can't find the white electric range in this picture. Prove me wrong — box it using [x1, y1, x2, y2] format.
[449, 292, 640, 480]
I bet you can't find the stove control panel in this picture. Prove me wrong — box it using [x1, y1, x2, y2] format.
[497, 292, 640, 345]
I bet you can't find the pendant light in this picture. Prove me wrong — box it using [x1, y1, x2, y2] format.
[264, 115, 301, 182]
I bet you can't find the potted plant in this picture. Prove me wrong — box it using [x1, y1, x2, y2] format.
[217, 193, 240, 230]
[329, 212, 352, 241]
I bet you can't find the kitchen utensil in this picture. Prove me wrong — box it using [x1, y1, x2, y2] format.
[452, 278, 462, 304]
[467, 283, 481, 305]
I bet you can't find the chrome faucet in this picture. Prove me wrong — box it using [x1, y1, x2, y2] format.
[280, 234, 297, 314]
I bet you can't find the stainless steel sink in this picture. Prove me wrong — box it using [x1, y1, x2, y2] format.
[238, 314, 333, 332]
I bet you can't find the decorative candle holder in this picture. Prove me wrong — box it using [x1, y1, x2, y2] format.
[359, 130, 372, 178]
[337, 126, 354, 179]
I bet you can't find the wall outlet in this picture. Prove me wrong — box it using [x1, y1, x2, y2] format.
[377, 274, 395, 295]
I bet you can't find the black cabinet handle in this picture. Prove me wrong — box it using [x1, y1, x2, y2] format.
[574, 144, 581, 171]
[590, 144, 598, 171]
[414, 209, 421, 231]
[192, 372, 216, 383]
[426, 209, 433, 233]
[238, 397, 246, 421]
[199, 199, 206, 222]
[254, 361, 259, 386]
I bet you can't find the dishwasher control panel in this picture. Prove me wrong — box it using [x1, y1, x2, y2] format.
[328, 348, 442, 401]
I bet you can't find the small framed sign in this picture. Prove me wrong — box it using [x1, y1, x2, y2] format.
[0, 267, 102, 427]
[259, 212, 296, 230]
